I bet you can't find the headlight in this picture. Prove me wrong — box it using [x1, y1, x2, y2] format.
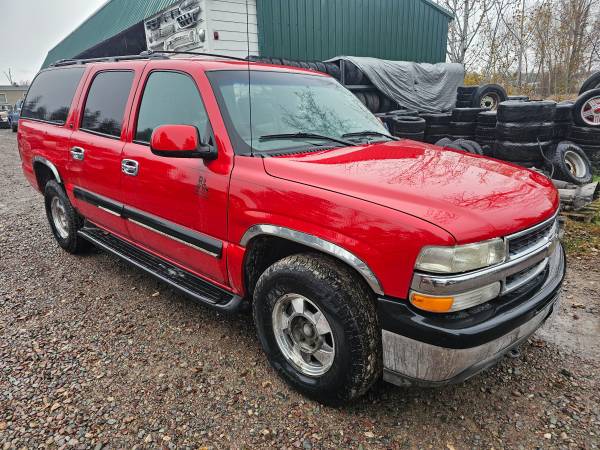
[415, 238, 506, 274]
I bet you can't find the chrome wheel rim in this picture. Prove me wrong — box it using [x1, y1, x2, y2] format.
[581, 95, 600, 126]
[50, 196, 69, 239]
[272, 293, 335, 377]
[480, 93, 500, 110]
[564, 150, 587, 178]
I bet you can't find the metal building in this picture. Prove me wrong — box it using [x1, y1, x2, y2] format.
[42, 0, 452, 68]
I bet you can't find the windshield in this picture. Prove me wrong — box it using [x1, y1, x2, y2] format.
[207, 70, 388, 155]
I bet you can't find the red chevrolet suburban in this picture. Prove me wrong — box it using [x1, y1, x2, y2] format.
[17, 55, 565, 405]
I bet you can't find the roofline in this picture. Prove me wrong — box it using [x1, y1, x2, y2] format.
[46, 0, 113, 56]
[420, 0, 454, 20]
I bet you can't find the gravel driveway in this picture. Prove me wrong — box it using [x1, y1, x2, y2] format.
[1, 128, 599, 449]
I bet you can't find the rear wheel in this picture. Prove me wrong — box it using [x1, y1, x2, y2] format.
[253, 253, 382, 406]
[44, 180, 91, 254]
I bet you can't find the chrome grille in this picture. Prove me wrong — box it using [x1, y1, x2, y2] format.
[507, 216, 557, 259]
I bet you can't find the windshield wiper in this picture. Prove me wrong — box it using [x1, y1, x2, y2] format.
[342, 130, 398, 141]
[258, 132, 354, 147]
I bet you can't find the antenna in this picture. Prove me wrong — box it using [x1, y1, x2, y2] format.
[245, 0, 254, 156]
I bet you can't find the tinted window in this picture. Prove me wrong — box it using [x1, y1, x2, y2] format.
[207, 70, 386, 155]
[21, 67, 85, 124]
[135, 71, 209, 143]
[81, 71, 134, 137]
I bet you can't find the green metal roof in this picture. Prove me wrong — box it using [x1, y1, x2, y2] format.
[42, 0, 178, 68]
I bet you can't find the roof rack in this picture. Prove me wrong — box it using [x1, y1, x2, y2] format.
[50, 50, 251, 68]
[50, 53, 168, 67]
[140, 50, 249, 62]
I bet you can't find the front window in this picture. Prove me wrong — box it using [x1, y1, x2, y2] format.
[207, 70, 388, 155]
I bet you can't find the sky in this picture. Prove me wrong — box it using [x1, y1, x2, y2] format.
[0, 0, 107, 85]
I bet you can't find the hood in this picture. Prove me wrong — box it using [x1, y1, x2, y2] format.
[263, 140, 559, 243]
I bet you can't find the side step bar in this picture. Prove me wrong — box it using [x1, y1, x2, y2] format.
[78, 225, 245, 313]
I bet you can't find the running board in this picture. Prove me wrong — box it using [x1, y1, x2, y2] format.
[78, 225, 244, 313]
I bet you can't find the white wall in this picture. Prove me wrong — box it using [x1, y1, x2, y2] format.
[205, 0, 258, 56]
[144, 0, 259, 57]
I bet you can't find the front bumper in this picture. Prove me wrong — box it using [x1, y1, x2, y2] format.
[378, 243, 565, 386]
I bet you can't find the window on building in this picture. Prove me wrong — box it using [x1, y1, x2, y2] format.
[81, 71, 134, 138]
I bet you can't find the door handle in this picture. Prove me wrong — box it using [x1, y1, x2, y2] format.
[121, 159, 139, 176]
[70, 146, 85, 161]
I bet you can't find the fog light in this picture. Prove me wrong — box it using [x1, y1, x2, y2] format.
[410, 282, 501, 313]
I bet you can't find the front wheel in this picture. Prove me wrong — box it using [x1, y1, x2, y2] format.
[253, 253, 382, 406]
[44, 180, 91, 254]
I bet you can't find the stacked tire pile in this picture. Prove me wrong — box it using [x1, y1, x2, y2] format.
[553, 101, 574, 140]
[456, 84, 508, 110]
[386, 113, 426, 141]
[494, 101, 555, 165]
[248, 56, 342, 80]
[567, 86, 600, 174]
[475, 111, 497, 155]
[420, 113, 452, 143]
[450, 107, 487, 140]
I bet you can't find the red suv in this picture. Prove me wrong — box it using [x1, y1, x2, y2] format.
[18, 55, 565, 405]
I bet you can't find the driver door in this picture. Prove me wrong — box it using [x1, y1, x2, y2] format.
[120, 66, 231, 285]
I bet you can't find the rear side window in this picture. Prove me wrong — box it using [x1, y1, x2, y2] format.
[21, 67, 85, 125]
[135, 71, 209, 143]
[81, 71, 134, 138]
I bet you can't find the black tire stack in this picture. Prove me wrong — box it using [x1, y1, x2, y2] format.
[420, 113, 452, 143]
[456, 85, 508, 110]
[494, 101, 556, 164]
[456, 87, 477, 108]
[450, 108, 486, 140]
[553, 101, 573, 140]
[568, 88, 600, 174]
[389, 116, 426, 141]
[475, 111, 497, 155]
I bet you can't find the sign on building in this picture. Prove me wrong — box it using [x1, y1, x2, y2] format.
[144, 0, 258, 57]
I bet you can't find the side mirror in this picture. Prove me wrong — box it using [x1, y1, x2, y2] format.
[150, 124, 217, 160]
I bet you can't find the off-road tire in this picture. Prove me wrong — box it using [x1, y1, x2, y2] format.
[390, 116, 426, 133]
[472, 84, 508, 110]
[419, 113, 452, 125]
[448, 139, 484, 155]
[426, 124, 452, 136]
[44, 181, 91, 254]
[572, 89, 600, 127]
[495, 122, 555, 142]
[494, 140, 553, 162]
[567, 125, 600, 144]
[434, 137, 454, 147]
[554, 101, 574, 122]
[477, 110, 498, 126]
[497, 100, 556, 123]
[551, 141, 593, 185]
[452, 107, 487, 122]
[451, 121, 477, 135]
[253, 253, 382, 406]
[579, 71, 600, 95]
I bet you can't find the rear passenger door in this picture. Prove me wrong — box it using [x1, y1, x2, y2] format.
[68, 67, 140, 237]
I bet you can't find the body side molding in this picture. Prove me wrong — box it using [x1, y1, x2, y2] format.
[32, 156, 62, 184]
[240, 224, 384, 295]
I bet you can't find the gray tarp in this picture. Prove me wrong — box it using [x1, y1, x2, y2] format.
[328, 56, 465, 113]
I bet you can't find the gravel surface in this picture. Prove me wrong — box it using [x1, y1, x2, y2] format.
[1, 128, 599, 449]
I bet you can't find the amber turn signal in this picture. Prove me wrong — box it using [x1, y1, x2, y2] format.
[409, 293, 454, 313]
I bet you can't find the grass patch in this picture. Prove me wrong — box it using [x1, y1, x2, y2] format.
[562, 219, 600, 257]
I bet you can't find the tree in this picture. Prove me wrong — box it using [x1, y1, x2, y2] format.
[438, 0, 495, 68]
